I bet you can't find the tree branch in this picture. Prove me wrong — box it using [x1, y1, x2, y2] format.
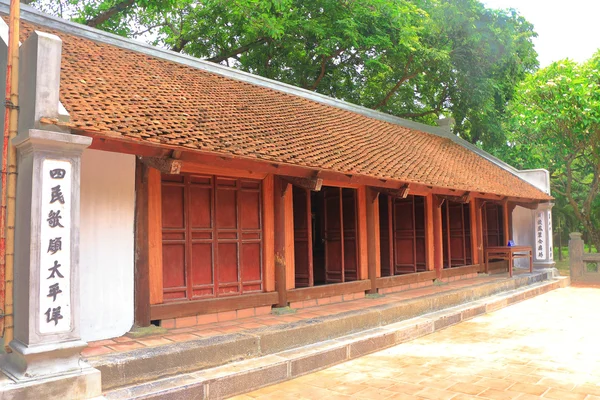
[85, 0, 136, 27]
[207, 38, 269, 63]
[375, 55, 417, 109]
[308, 48, 345, 91]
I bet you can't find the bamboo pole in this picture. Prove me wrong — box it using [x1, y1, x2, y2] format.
[0, 0, 19, 348]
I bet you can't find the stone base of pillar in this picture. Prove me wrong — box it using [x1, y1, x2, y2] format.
[0, 364, 102, 400]
[1, 339, 89, 382]
[534, 261, 556, 270]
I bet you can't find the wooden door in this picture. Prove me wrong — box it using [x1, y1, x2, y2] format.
[485, 203, 503, 247]
[414, 196, 427, 272]
[293, 187, 313, 287]
[342, 188, 358, 282]
[161, 174, 263, 301]
[393, 197, 417, 274]
[379, 195, 392, 277]
[324, 187, 343, 283]
[443, 201, 473, 268]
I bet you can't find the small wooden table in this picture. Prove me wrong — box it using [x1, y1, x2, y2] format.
[485, 246, 533, 277]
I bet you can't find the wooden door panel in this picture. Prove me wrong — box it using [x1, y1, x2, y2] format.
[342, 189, 358, 282]
[162, 243, 186, 300]
[379, 195, 391, 276]
[216, 189, 237, 229]
[240, 191, 261, 230]
[241, 242, 261, 291]
[217, 242, 239, 294]
[191, 242, 213, 297]
[393, 197, 417, 274]
[293, 187, 312, 287]
[324, 188, 343, 283]
[162, 185, 185, 228]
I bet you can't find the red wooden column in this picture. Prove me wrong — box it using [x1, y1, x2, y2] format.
[475, 199, 486, 272]
[147, 168, 163, 305]
[425, 194, 435, 271]
[274, 177, 294, 307]
[134, 160, 151, 327]
[469, 200, 480, 265]
[432, 195, 444, 279]
[503, 201, 511, 245]
[357, 186, 369, 281]
[262, 175, 276, 292]
[365, 187, 380, 294]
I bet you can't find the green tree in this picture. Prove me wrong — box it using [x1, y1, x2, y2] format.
[499, 52, 600, 250]
[24, 0, 537, 148]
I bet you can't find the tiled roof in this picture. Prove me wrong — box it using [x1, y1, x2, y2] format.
[19, 19, 551, 200]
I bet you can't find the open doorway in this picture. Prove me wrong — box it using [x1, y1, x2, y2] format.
[293, 186, 359, 287]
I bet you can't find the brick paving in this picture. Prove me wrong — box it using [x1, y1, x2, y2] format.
[82, 273, 510, 358]
[234, 286, 600, 400]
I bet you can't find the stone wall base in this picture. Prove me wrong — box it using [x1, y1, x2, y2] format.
[0, 366, 102, 400]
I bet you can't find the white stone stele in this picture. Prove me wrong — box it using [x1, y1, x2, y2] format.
[39, 159, 72, 334]
[0, 130, 100, 400]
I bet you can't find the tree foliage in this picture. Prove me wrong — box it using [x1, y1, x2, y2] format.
[25, 0, 538, 149]
[498, 52, 600, 249]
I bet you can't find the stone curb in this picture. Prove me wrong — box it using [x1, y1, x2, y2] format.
[95, 271, 558, 391]
[106, 277, 569, 400]
[103, 273, 568, 399]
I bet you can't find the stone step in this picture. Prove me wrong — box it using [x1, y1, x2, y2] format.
[93, 270, 565, 395]
[104, 273, 569, 400]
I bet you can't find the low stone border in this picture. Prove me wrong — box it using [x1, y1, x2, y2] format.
[104, 273, 568, 399]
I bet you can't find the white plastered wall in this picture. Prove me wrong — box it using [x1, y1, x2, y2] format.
[79, 149, 135, 341]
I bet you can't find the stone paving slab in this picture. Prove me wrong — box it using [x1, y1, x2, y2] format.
[236, 284, 600, 400]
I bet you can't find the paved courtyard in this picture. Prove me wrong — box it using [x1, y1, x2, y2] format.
[234, 286, 600, 400]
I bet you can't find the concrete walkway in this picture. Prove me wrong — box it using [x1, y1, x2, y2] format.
[234, 286, 600, 400]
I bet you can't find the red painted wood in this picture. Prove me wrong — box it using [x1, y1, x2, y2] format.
[378, 194, 391, 277]
[161, 174, 263, 301]
[484, 203, 504, 247]
[342, 188, 358, 282]
[442, 201, 473, 268]
[324, 187, 343, 283]
[292, 187, 311, 287]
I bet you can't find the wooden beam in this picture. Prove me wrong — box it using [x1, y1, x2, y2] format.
[372, 184, 410, 199]
[357, 186, 369, 281]
[475, 198, 485, 266]
[140, 156, 182, 174]
[134, 160, 151, 326]
[84, 133, 549, 203]
[470, 200, 479, 265]
[366, 187, 380, 293]
[284, 185, 295, 290]
[180, 161, 266, 180]
[432, 195, 444, 279]
[274, 177, 292, 307]
[503, 201, 511, 245]
[150, 292, 278, 320]
[147, 168, 163, 305]
[283, 175, 323, 191]
[262, 175, 275, 292]
[440, 192, 471, 204]
[425, 194, 435, 271]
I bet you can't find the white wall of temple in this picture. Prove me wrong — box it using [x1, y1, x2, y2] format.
[512, 206, 535, 268]
[79, 149, 135, 342]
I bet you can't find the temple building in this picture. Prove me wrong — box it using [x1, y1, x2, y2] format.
[0, 2, 555, 399]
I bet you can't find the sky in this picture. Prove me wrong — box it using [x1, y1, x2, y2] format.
[483, 0, 600, 67]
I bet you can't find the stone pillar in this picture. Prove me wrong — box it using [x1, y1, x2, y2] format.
[569, 232, 584, 280]
[533, 202, 555, 269]
[0, 24, 101, 399]
[0, 130, 101, 397]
